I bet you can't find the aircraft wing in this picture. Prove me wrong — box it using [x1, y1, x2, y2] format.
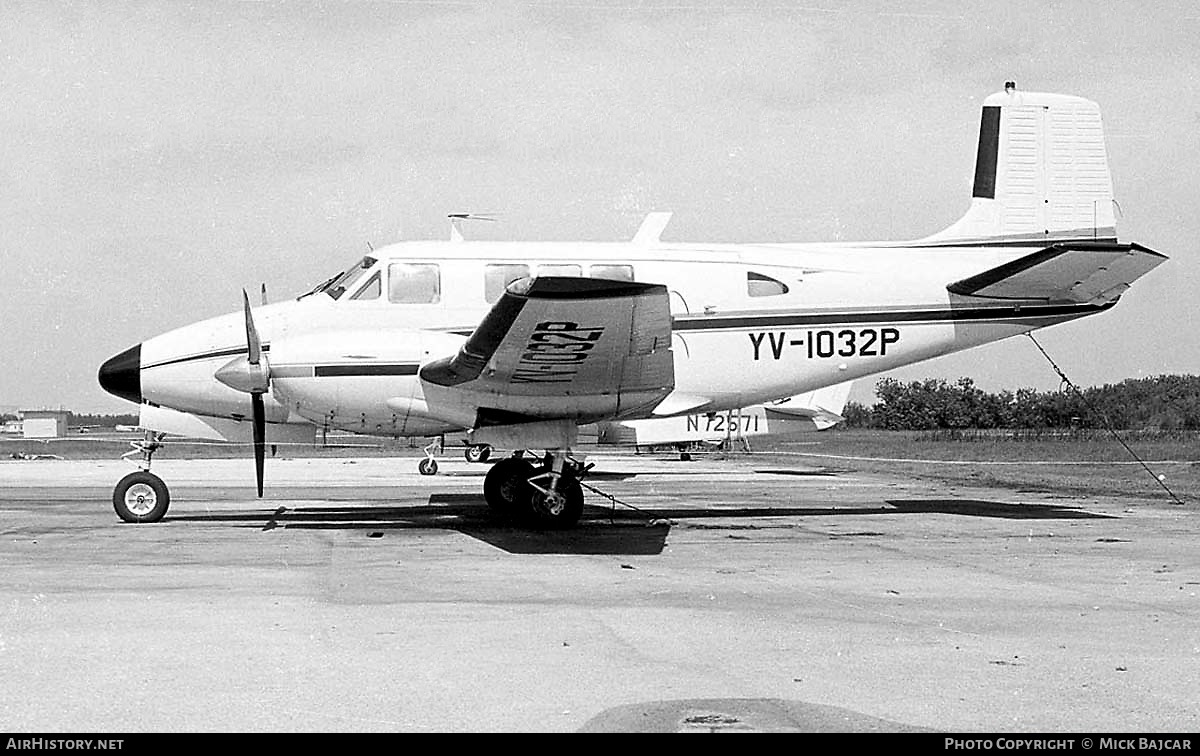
[419, 277, 675, 430]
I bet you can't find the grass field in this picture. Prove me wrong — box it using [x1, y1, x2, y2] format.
[3, 429, 1196, 506]
[762, 429, 1198, 506]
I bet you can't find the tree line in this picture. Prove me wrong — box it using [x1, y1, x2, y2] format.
[1, 411, 140, 427]
[842, 374, 1200, 431]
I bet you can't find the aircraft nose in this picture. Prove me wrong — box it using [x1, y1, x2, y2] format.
[98, 344, 142, 404]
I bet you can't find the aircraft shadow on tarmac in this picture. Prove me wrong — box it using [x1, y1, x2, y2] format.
[166, 494, 1110, 555]
[169, 494, 671, 555]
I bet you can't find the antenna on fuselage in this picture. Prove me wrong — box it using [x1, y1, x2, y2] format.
[448, 213, 497, 242]
[633, 212, 673, 245]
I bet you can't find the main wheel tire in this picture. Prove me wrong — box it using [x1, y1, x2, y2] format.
[483, 457, 534, 517]
[418, 458, 439, 476]
[526, 470, 583, 530]
[113, 471, 170, 523]
[465, 444, 492, 463]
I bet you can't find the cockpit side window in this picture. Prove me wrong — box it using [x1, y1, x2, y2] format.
[484, 264, 530, 303]
[747, 271, 789, 297]
[349, 271, 381, 300]
[388, 263, 441, 304]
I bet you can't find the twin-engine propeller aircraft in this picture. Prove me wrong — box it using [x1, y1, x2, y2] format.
[98, 85, 1166, 528]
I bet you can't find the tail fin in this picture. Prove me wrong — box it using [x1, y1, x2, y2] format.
[924, 85, 1117, 245]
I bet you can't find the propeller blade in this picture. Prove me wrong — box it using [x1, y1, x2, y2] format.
[252, 392, 265, 498]
[242, 289, 262, 365]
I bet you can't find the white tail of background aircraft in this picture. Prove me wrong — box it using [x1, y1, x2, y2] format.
[607, 381, 853, 449]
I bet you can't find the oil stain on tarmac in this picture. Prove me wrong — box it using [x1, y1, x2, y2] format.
[579, 698, 934, 733]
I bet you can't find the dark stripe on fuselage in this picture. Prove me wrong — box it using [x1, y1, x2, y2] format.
[671, 300, 1114, 332]
[906, 235, 1119, 249]
[313, 364, 420, 377]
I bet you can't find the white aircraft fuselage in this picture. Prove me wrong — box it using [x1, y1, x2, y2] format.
[127, 238, 1118, 441]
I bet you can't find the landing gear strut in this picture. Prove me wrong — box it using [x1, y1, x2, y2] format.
[112, 431, 170, 523]
[482, 451, 586, 529]
[418, 436, 443, 475]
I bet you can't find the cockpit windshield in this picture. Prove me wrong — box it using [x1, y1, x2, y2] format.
[302, 256, 377, 300]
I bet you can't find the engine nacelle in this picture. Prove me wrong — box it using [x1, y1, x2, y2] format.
[269, 328, 466, 436]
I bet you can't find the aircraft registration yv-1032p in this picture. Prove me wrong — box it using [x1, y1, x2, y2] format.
[98, 84, 1166, 529]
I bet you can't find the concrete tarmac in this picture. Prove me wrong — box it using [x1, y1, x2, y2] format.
[0, 454, 1196, 733]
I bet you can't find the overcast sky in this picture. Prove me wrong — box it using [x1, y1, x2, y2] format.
[2, 0, 1198, 413]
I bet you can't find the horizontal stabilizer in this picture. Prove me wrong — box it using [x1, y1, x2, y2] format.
[651, 391, 712, 416]
[765, 380, 853, 423]
[947, 242, 1167, 304]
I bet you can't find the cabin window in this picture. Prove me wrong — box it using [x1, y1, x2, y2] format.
[589, 264, 634, 281]
[747, 271, 789, 297]
[537, 264, 581, 278]
[388, 263, 441, 304]
[350, 272, 381, 300]
[484, 264, 529, 303]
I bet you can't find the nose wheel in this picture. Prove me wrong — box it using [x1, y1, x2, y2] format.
[418, 436, 444, 475]
[111, 431, 170, 523]
[113, 470, 170, 523]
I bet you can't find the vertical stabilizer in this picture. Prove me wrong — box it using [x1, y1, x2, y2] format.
[924, 85, 1117, 244]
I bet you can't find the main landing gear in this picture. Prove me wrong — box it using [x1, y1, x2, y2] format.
[112, 431, 170, 523]
[483, 451, 586, 529]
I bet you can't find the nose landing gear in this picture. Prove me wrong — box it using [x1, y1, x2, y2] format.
[418, 436, 443, 475]
[112, 431, 170, 523]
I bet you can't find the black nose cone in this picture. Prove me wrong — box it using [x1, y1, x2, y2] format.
[98, 344, 142, 404]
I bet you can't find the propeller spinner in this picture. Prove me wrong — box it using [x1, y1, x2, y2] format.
[213, 290, 270, 496]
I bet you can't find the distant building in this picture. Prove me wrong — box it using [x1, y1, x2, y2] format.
[1, 420, 21, 434]
[20, 410, 68, 439]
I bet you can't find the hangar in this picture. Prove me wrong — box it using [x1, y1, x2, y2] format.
[20, 410, 68, 439]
